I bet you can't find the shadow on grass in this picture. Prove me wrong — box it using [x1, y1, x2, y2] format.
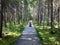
[35, 24, 60, 45]
[1, 23, 25, 45]
[0, 35, 19, 45]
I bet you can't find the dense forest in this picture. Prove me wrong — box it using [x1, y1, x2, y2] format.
[0, 0, 60, 45]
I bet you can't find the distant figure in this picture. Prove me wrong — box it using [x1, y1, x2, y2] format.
[29, 22, 31, 27]
[29, 20, 32, 27]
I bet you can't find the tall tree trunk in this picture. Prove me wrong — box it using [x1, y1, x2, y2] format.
[23, 0, 28, 21]
[58, 7, 60, 29]
[50, 0, 55, 34]
[0, 0, 3, 38]
[51, 0, 54, 30]
[47, 0, 50, 26]
[3, 8, 7, 27]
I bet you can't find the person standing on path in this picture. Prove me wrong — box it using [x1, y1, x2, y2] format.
[29, 20, 32, 27]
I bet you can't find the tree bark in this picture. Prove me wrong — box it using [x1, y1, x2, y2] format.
[50, 0, 54, 30]
[0, 0, 3, 38]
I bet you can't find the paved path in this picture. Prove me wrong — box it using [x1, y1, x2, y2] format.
[15, 22, 41, 45]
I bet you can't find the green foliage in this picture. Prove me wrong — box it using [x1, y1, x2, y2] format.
[24, 0, 28, 5]
[29, 0, 37, 7]
[0, 23, 25, 45]
[35, 23, 60, 45]
[16, 0, 21, 2]
[29, 15, 33, 20]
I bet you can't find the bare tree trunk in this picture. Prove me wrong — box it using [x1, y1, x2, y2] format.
[50, 0, 55, 34]
[23, 0, 28, 21]
[3, 8, 7, 27]
[47, 0, 50, 26]
[58, 7, 60, 29]
[51, 0, 54, 29]
[0, 0, 3, 38]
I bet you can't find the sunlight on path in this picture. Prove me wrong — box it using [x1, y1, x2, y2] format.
[14, 21, 41, 45]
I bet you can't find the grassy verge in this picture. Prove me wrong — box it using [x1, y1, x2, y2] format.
[0, 23, 26, 45]
[35, 23, 60, 45]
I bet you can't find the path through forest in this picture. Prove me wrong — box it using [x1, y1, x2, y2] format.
[14, 22, 41, 45]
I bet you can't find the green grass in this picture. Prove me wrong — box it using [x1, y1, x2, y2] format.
[0, 23, 25, 45]
[35, 23, 60, 45]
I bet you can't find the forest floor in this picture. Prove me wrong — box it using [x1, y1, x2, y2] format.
[0, 22, 60, 45]
[35, 23, 60, 45]
[0, 23, 25, 45]
[14, 22, 41, 45]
